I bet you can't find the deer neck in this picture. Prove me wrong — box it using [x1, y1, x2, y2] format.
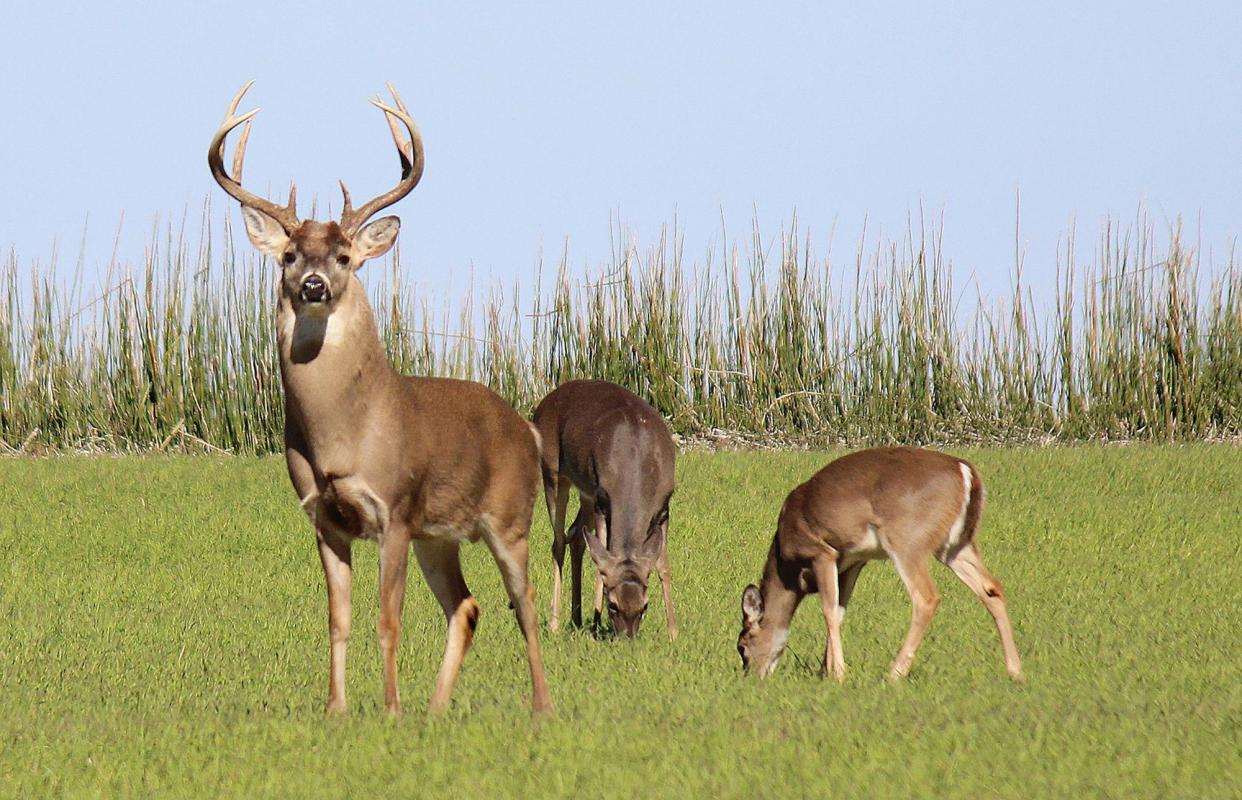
[276, 275, 394, 451]
[758, 542, 804, 634]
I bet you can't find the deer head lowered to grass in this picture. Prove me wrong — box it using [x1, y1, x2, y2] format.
[207, 81, 552, 716]
[532, 380, 678, 639]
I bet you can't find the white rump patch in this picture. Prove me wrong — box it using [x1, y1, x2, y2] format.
[941, 462, 973, 557]
[526, 422, 543, 456]
[299, 491, 320, 526]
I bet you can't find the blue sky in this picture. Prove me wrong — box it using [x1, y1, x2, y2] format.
[2, 1, 1238, 303]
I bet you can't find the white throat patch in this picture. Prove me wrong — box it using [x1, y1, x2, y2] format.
[282, 307, 348, 352]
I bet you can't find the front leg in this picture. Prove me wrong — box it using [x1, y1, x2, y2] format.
[317, 529, 353, 714]
[378, 528, 411, 714]
[811, 554, 845, 682]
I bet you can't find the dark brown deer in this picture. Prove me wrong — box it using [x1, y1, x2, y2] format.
[737, 447, 1022, 681]
[532, 380, 677, 639]
[207, 82, 552, 715]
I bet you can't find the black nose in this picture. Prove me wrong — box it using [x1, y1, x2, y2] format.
[300, 276, 327, 303]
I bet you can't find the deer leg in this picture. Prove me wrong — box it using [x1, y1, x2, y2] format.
[944, 542, 1024, 680]
[889, 554, 940, 680]
[378, 529, 411, 714]
[568, 509, 587, 628]
[591, 507, 608, 630]
[414, 539, 479, 715]
[316, 530, 353, 715]
[485, 529, 554, 715]
[545, 474, 571, 633]
[657, 540, 678, 641]
[811, 554, 846, 681]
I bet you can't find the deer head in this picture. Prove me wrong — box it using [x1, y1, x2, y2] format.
[582, 492, 670, 637]
[208, 81, 424, 315]
[737, 584, 786, 676]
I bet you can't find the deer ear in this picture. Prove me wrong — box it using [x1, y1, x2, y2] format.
[583, 527, 610, 566]
[352, 215, 400, 263]
[742, 585, 763, 625]
[640, 517, 667, 559]
[241, 207, 289, 259]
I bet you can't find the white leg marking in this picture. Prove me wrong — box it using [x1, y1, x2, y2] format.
[941, 462, 973, 557]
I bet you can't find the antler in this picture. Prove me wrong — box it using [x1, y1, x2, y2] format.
[338, 82, 426, 236]
[207, 81, 300, 232]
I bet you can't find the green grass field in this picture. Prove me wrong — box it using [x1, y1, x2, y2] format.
[1, 447, 1238, 798]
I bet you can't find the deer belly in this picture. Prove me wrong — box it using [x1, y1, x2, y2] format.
[301, 477, 390, 541]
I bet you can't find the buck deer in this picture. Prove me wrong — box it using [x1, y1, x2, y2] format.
[737, 447, 1023, 682]
[207, 82, 552, 715]
[532, 380, 677, 639]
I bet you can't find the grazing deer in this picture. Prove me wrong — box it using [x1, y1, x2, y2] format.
[532, 380, 677, 639]
[207, 82, 552, 715]
[737, 447, 1023, 682]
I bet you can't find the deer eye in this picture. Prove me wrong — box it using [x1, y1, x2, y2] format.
[607, 601, 619, 615]
[282, 251, 297, 265]
[337, 254, 350, 266]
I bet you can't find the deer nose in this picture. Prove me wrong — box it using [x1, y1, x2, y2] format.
[300, 275, 328, 303]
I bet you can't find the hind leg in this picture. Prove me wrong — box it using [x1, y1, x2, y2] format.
[485, 527, 554, 714]
[414, 539, 481, 715]
[544, 473, 571, 632]
[943, 542, 1023, 680]
[889, 554, 940, 680]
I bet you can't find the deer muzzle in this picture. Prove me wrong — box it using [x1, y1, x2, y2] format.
[300, 275, 330, 303]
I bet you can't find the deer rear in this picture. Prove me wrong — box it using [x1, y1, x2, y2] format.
[533, 380, 677, 639]
[737, 447, 1023, 681]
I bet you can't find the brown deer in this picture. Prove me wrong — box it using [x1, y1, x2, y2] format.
[532, 380, 677, 639]
[737, 447, 1022, 682]
[207, 82, 552, 715]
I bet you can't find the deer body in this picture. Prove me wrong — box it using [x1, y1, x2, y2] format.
[738, 447, 1022, 682]
[533, 380, 677, 639]
[209, 84, 551, 715]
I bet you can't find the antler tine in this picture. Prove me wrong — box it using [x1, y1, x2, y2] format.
[338, 179, 353, 214]
[386, 81, 408, 113]
[232, 120, 252, 183]
[338, 84, 425, 235]
[379, 96, 415, 169]
[385, 81, 416, 159]
[207, 82, 300, 232]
